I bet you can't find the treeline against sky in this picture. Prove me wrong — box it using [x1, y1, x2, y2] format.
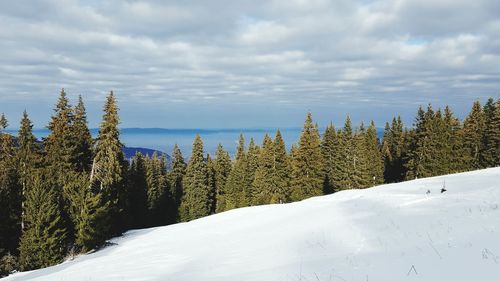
[0, 90, 498, 275]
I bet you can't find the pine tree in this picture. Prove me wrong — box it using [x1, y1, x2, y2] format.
[167, 144, 186, 222]
[351, 123, 370, 188]
[252, 134, 275, 205]
[213, 144, 232, 213]
[91, 91, 126, 235]
[443, 106, 466, 173]
[364, 121, 384, 186]
[16, 111, 41, 232]
[290, 113, 324, 200]
[331, 116, 355, 190]
[224, 134, 247, 210]
[145, 153, 169, 226]
[244, 138, 259, 205]
[206, 154, 217, 214]
[179, 135, 210, 221]
[126, 153, 149, 229]
[73, 95, 93, 173]
[45, 89, 77, 185]
[480, 98, 500, 167]
[462, 101, 485, 170]
[321, 123, 337, 194]
[0, 114, 21, 259]
[64, 172, 108, 251]
[272, 130, 291, 203]
[19, 171, 66, 271]
[381, 116, 406, 183]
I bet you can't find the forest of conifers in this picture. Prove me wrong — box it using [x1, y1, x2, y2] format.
[0, 90, 498, 275]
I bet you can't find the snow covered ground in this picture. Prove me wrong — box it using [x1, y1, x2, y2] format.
[4, 168, 500, 281]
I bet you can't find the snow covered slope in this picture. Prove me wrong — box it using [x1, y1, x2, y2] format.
[4, 168, 500, 281]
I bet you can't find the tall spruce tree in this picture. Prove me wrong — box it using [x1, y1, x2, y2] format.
[179, 135, 210, 221]
[272, 130, 291, 203]
[331, 116, 355, 190]
[321, 123, 337, 194]
[64, 172, 107, 251]
[365, 121, 384, 186]
[0, 114, 21, 258]
[480, 98, 500, 167]
[252, 134, 275, 205]
[381, 116, 406, 183]
[17, 111, 41, 232]
[206, 154, 217, 214]
[462, 101, 485, 170]
[290, 113, 324, 201]
[146, 153, 169, 226]
[352, 123, 370, 188]
[167, 144, 186, 222]
[126, 153, 149, 229]
[224, 134, 247, 210]
[213, 144, 232, 213]
[91, 91, 126, 235]
[19, 171, 66, 271]
[73, 95, 93, 173]
[244, 138, 260, 205]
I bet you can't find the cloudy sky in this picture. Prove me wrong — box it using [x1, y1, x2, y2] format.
[1, 0, 499, 129]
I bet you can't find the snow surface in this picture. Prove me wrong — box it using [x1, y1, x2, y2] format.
[4, 168, 500, 281]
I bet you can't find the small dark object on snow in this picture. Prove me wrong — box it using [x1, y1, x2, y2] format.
[426, 189, 431, 195]
[441, 187, 447, 193]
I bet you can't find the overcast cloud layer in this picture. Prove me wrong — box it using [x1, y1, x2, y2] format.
[1, 0, 499, 128]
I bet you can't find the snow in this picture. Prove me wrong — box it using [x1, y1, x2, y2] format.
[4, 168, 500, 281]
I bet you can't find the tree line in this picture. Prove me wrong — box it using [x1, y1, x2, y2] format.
[0, 90, 498, 275]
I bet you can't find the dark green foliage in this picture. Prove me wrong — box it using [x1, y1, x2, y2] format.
[179, 135, 210, 221]
[381, 117, 406, 183]
[126, 153, 149, 229]
[462, 101, 485, 170]
[321, 123, 337, 194]
[91, 91, 126, 235]
[19, 172, 66, 271]
[331, 116, 355, 190]
[364, 121, 384, 187]
[213, 144, 232, 213]
[45, 89, 77, 186]
[0, 252, 18, 276]
[73, 95, 94, 173]
[244, 138, 260, 205]
[0, 115, 21, 258]
[206, 154, 217, 214]
[167, 144, 186, 222]
[272, 130, 291, 203]
[291, 113, 324, 200]
[224, 134, 247, 210]
[64, 173, 108, 251]
[252, 134, 275, 204]
[480, 98, 500, 167]
[145, 153, 169, 226]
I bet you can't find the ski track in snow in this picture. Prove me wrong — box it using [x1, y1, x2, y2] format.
[3, 168, 500, 281]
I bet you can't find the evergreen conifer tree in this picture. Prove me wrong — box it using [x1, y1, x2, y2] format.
[364, 121, 384, 186]
[244, 138, 260, 205]
[145, 153, 169, 226]
[213, 144, 232, 213]
[224, 134, 247, 210]
[179, 135, 210, 221]
[19, 172, 66, 271]
[126, 153, 149, 229]
[0, 115, 21, 259]
[462, 101, 485, 170]
[480, 98, 500, 167]
[321, 123, 337, 194]
[252, 134, 275, 205]
[91, 91, 126, 235]
[73, 95, 93, 173]
[290, 113, 324, 200]
[272, 130, 291, 203]
[167, 144, 186, 222]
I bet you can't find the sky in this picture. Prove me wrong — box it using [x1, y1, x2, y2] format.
[0, 0, 499, 129]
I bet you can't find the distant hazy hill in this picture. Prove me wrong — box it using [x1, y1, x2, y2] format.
[122, 147, 170, 161]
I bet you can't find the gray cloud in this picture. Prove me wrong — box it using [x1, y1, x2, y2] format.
[0, 0, 498, 128]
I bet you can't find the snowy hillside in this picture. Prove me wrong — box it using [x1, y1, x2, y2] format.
[3, 168, 500, 281]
